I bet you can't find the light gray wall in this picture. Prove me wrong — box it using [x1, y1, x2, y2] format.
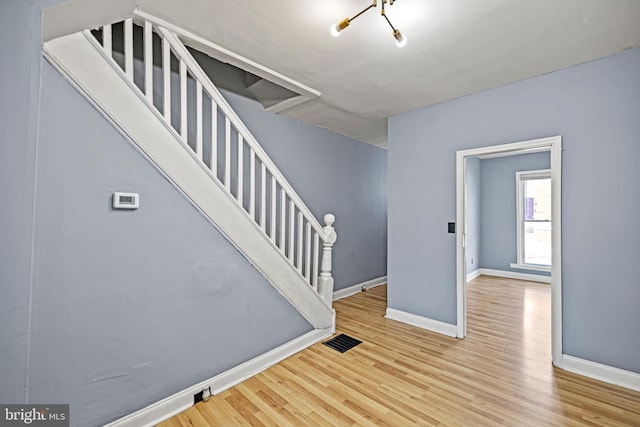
[465, 157, 481, 273]
[1, 4, 387, 424]
[388, 48, 640, 373]
[219, 90, 388, 290]
[1, 2, 320, 424]
[480, 153, 550, 275]
[30, 61, 312, 427]
[0, 0, 67, 404]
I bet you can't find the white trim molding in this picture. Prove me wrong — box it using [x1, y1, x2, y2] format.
[133, 10, 320, 114]
[468, 269, 551, 284]
[514, 169, 552, 271]
[385, 308, 457, 338]
[104, 326, 334, 427]
[466, 269, 483, 282]
[509, 262, 551, 273]
[562, 355, 640, 392]
[457, 135, 563, 364]
[333, 276, 387, 301]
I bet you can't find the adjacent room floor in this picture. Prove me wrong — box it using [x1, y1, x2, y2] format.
[160, 276, 640, 426]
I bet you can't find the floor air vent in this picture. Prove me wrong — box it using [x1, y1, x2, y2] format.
[323, 333, 362, 353]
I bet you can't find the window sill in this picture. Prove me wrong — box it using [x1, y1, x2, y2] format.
[510, 263, 551, 273]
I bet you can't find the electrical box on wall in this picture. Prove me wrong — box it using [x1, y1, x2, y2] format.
[113, 192, 139, 210]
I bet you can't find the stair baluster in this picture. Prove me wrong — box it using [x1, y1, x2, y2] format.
[87, 18, 336, 304]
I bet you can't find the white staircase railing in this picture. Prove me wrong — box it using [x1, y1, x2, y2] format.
[86, 18, 337, 304]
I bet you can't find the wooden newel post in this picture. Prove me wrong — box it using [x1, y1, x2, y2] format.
[318, 213, 337, 304]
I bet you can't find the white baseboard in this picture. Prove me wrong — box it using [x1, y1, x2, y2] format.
[562, 355, 640, 392]
[385, 308, 457, 338]
[469, 268, 551, 284]
[333, 276, 387, 301]
[466, 269, 482, 282]
[104, 326, 334, 427]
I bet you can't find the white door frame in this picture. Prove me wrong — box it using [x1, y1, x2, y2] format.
[455, 136, 563, 367]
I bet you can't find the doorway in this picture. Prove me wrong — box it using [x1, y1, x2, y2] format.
[455, 136, 563, 366]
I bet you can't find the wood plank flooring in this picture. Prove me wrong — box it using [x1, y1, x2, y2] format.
[159, 276, 640, 426]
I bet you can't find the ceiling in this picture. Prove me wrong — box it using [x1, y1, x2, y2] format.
[135, 0, 640, 147]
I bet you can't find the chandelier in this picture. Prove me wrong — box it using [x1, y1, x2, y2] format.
[330, 0, 407, 47]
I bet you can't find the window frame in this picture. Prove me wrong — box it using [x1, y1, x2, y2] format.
[511, 169, 552, 272]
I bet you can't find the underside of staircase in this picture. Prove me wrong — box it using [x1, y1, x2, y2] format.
[42, 11, 337, 426]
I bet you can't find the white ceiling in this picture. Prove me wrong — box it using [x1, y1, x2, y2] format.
[137, 0, 640, 147]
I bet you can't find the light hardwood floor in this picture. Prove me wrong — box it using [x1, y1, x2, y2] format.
[160, 276, 640, 426]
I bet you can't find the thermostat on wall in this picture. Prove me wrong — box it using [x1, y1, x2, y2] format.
[113, 192, 139, 210]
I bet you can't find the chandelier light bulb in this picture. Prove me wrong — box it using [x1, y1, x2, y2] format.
[331, 18, 351, 38]
[394, 30, 407, 47]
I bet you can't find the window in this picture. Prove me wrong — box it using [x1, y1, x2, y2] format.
[512, 170, 551, 271]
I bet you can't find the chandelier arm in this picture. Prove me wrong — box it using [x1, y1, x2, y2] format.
[381, 11, 398, 32]
[332, 0, 406, 46]
[349, 2, 377, 22]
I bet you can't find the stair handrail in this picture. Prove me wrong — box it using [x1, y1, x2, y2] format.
[86, 17, 337, 299]
[156, 27, 327, 239]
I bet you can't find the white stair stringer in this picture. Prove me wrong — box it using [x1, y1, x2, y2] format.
[43, 32, 334, 330]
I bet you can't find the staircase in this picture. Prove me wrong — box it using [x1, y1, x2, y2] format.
[42, 15, 337, 330]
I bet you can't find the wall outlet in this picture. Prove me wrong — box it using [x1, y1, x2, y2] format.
[194, 387, 212, 404]
[471, 258, 474, 265]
